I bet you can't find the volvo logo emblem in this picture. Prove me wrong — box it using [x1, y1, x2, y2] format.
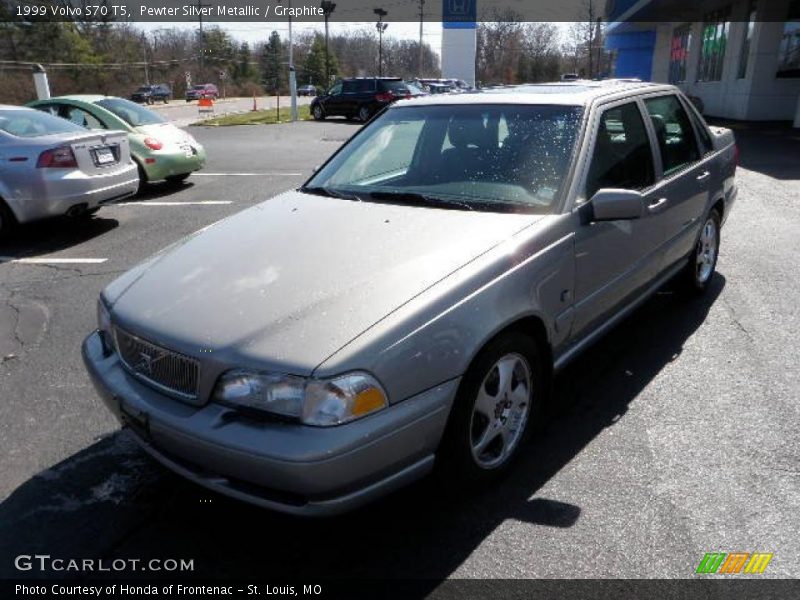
[134, 350, 162, 375]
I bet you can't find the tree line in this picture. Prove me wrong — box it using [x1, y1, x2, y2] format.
[0, 8, 609, 104]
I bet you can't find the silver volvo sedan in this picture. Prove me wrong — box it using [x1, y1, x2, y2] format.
[0, 105, 138, 238]
[83, 82, 737, 515]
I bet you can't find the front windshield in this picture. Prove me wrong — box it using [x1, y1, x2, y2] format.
[305, 104, 583, 213]
[95, 97, 166, 127]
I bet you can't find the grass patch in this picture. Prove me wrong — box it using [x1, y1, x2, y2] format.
[196, 104, 311, 126]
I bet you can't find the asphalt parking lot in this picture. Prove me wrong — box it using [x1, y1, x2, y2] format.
[0, 118, 798, 582]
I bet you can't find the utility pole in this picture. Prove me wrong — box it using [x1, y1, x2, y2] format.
[418, 0, 425, 77]
[196, 0, 211, 71]
[278, 0, 298, 121]
[141, 33, 149, 85]
[587, 0, 594, 79]
[374, 8, 388, 77]
[321, 1, 336, 87]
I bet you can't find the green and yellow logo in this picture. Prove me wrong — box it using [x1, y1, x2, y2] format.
[696, 552, 773, 574]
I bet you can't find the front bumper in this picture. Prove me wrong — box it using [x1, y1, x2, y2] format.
[82, 331, 457, 515]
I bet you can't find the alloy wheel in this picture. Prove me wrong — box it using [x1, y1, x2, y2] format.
[469, 353, 532, 470]
[696, 217, 718, 284]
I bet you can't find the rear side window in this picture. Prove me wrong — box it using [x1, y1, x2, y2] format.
[343, 80, 375, 93]
[644, 95, 700, 175]
[683, 98, 714, 155]
[64, 106, 105, 130]
[379, 80, 408, 93]
[585, 102, 655, 198]
[95, 98, 166, 127]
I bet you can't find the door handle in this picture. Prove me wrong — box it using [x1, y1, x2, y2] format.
[696, 170, 711, 181]
[647, 197, 669, 213]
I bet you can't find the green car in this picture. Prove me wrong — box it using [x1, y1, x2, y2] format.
[27, 95, 206, 184]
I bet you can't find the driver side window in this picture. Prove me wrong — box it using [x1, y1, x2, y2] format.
[585, 102, 655, 199]
[328, 82, 343, 96]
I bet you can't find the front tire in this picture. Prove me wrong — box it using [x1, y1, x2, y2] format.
[437, 332, 547, 485]
[684, 208, 721, 294]
[312, 104, 325, 121]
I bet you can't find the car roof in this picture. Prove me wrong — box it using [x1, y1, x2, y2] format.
[0, 104, 36, 111]
[393, 81, 676, 108]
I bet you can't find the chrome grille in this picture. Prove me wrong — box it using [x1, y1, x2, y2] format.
[114, 327, 200, 401]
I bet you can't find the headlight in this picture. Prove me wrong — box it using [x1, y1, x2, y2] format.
[212, 370, 388, 427]
[96, 297, 114, 356]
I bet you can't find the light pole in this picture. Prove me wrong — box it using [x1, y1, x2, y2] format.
[417, 0, 425, 77]
[321, 1, 336, 87]
[277, 0, 298, 121]
[374, 8, 388, 77]
[141, 33, 150, 85]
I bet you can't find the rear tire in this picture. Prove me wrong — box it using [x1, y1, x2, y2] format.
[0, 199, 17, 242]
[358, 105, 371, 122]
[683, 208, 721, 294]
[436, 332, 547, 487]
[312, 104, 325, 121]
[165, 173, 190, 185]
[135, 161, 148, 192]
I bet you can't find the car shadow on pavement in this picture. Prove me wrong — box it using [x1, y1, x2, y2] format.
[0, 215, 118, 258]
[0, 275, 725, 584]
[132, 181, 195, 202]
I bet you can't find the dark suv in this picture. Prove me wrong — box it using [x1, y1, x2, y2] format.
[130, 84, 172, 104]
[310, 77, 420, 122]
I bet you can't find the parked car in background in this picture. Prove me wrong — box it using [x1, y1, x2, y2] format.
[297, 85, 317, 97]
[0, 105, 138, 239]
[418, 78, 473, 93]
[311, 77, 418, 122]
[28, 96, 206, 185]
[186, 84, 219, 102]
[426, 83, 453, 95]
[131, 84, 172, 104]
[83, 81, 737, 515]
[561, 73, 580, 81]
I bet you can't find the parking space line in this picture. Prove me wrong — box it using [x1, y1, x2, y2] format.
[192, 172, 302, 176]
[114, 201, 233, 206]
[0, 257, 108, 264]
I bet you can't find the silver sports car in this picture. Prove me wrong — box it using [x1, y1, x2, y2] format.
[0, 105, 138, 238]
[83, 82, 737, 515]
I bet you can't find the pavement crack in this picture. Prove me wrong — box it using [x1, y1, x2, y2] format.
[721, 296, 754, 342]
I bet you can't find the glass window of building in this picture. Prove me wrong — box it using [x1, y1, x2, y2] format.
[738, 1, 757, 78]
[697, 6, 732, 82]
[777, 0, 800, 78]
[669, 25, 693, 83]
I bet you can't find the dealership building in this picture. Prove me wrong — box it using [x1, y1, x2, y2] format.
[605, 0, 800, 125]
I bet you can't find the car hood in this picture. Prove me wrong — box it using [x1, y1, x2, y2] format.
[108, 191, 544, 374]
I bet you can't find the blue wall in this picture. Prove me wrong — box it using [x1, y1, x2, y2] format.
[606, 30, 657, 81]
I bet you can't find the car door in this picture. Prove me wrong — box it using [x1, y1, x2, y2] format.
[642, 94, 711, 272]
[322, 81, 344, 116]
[571, 99, 667, 339]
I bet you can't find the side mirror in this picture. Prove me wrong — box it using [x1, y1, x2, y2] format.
[311, 165, 320, 173]
[590, 188, 644, 221]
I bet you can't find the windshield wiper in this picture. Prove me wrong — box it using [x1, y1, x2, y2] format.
[365, 190, 474, 211]
[299, 186, 362, 201]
